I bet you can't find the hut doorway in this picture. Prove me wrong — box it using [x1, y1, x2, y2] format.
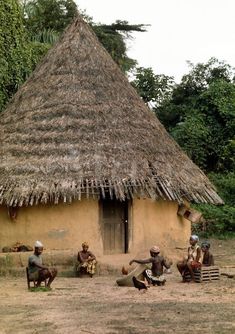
[101, 199, 129, 254]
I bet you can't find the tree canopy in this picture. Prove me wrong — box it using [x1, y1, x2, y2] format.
[22, 0, 147, 73]
[0, 0, 33, 111]
[92, 21, 147, 73]
[156, 58, 235, 173]
[131, 66, 174, 106]
[0, 0, 146, 113]
[22, 0, 77, 40]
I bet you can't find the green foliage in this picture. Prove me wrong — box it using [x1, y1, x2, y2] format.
[23, 1, 145, 73]
[0, 1, 146, 113]
[29, 286, 52, 292]
[209, 173, 235, 206]
[0, 0, 33, 112]
[171, 111, 209, 168]
[28, 41, 51, 68]
[23, 0, 77, 35]
[156, 58, 235, 173]
[30, 28, 59, 44]
[22, 0, 77, 57]
[131, 67, 175, 105]
[193, 173, 235, 237]
[92, 21, 147, 73]
[153, 58, 235, 236]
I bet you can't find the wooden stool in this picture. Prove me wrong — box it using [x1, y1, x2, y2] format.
[26, 267, 47, 289]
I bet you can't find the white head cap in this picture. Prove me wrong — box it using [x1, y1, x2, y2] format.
[190, 235, 199, 242]
[34, 240, 43, 248]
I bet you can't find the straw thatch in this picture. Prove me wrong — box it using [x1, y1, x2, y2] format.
[0, 14, 223, 207]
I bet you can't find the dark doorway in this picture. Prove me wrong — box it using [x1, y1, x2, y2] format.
[101, 199, 128, 254]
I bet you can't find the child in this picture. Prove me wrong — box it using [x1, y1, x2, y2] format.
[201, 241, 214, 266]
[129, 246, 171, 286]
[177, 235, 202, 282]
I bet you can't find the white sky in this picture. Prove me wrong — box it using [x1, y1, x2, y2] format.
[75, 0, 235, 82]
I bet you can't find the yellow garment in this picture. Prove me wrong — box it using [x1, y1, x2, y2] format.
[77, 259, 96, 275]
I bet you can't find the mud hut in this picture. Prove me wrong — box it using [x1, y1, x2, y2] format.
[0, 15, 222, 255]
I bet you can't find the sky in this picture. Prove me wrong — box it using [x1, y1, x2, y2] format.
[75, 0, 235, 82]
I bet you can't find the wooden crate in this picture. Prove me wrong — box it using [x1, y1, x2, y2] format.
[183, 266, 220, 283]
[194, 266, 220, 283]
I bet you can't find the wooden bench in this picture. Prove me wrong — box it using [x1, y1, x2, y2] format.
[183, 266, 220, 283]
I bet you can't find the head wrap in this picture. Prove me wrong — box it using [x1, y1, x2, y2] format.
[190, 235, 199, 242]
[201, 241, 210, 249]
[34, 240, 43, 248]
[82, 242, 89, 248]
[150, 245, 160, 253]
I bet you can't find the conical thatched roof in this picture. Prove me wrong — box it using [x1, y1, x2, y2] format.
[0, 15, 223, 207]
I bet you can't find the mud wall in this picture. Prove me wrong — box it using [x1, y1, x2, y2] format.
[130, 198, 190, 254]
[0, 198, 190, 256]
[0, 199, 103, 256]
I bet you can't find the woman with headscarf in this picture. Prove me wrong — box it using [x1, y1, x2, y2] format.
[177, 235, 202, 282]
[77, 242, 96, 277]
[129, 246, 172, 286]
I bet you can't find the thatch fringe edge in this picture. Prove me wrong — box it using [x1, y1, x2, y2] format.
[0, 178, 223, 207]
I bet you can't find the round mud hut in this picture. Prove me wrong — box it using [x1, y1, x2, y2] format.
[0, 15, 222, 256]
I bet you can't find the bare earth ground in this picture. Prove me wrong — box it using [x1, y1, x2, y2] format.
[0, 239, 234, 334]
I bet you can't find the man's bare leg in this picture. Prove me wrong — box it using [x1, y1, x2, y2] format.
[187, 262, 195, 282]
[46, 268, 58, 288]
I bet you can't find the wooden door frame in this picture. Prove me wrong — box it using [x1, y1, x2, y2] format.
[99, 198, 131, 254]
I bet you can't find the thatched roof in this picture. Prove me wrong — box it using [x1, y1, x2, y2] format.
[0, 15, 223, 207]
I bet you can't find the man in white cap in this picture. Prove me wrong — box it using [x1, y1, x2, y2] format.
[129, 246, 171, 287]
[28, 241, 57, 288]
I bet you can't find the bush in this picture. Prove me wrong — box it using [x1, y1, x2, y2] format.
[192, 172, 235, 237]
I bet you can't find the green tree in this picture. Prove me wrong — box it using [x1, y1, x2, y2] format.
[92, 21, 147, 73]
[23, 0, 77, 36]
[22, 0, 74, 71]
[155, 58, 235, 236]
[0, 0, 147, 113]
[194, 172, 235, 236]
[156, 58, 235, 173]
[0, 0, 33, 112]
[131, 66, 175, 105]
[23, 1, 146, 73]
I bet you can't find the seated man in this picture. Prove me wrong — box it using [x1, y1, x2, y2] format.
[77, 242, 96, 277]
[201, 241, 214, 266]
[129, 246, 171, 286]
[28, 241, 57, 288]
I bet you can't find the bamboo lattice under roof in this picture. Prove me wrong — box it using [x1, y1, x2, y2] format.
[0, 14, 223, 207]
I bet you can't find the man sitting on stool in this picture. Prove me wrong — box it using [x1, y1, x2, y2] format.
[28, 241, 57, 288]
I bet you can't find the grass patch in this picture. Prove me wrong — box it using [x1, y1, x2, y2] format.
[29, 286, 51, 292]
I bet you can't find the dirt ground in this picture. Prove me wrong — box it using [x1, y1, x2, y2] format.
[0, 239, 234, 334]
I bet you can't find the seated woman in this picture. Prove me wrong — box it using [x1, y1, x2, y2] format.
[177, 235, 202, 282]
[201, 241, 214, 266]
[77, 242, 96, 277]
